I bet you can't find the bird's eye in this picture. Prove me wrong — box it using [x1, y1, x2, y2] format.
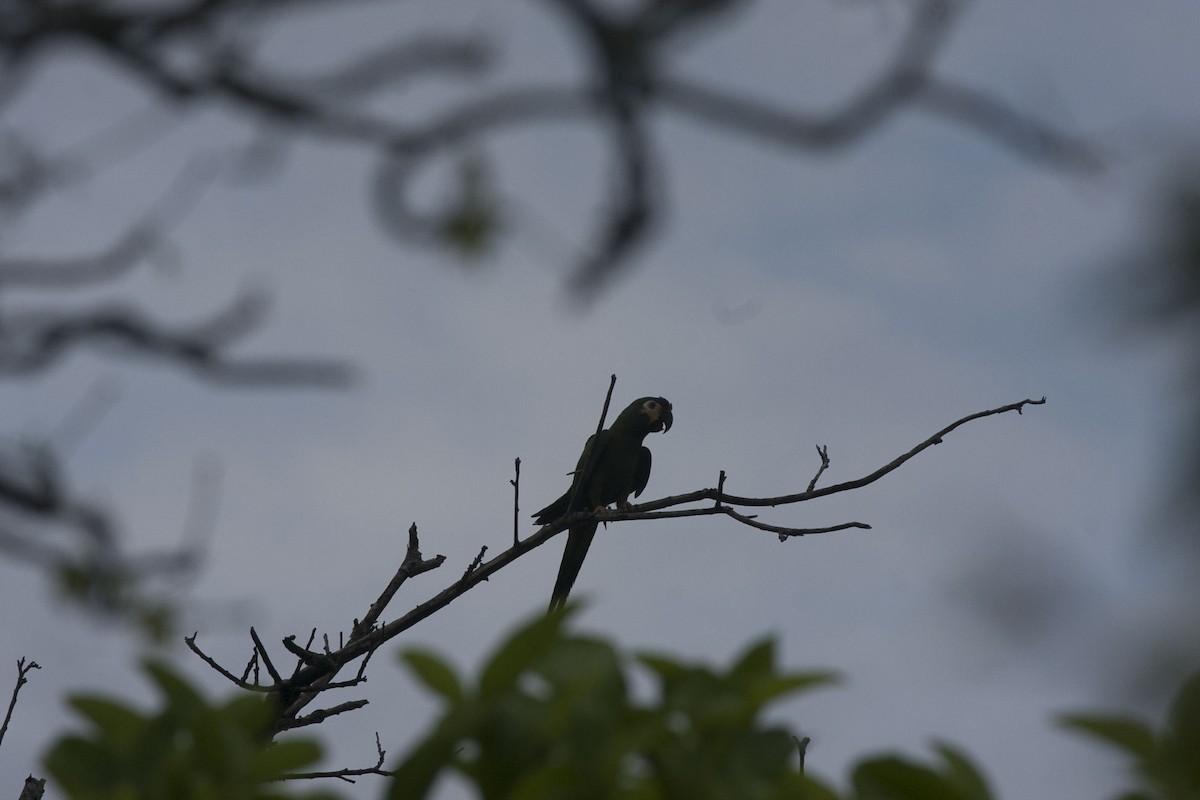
[647, 401, 658, 410]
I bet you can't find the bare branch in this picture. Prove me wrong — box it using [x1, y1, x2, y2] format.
[594, 504, 872, 538]
[0, 297, 353, 386]
[0, 657, 40, 750]
[282, 636, 336, 671]
[0, 0, 1099, 293]
[282, 731, 394, 782]
[0, 227, 160, 288]
[568, 106, 658, 297]
[658, 63, 1098, 173]
[511, 457, 521, 546]
[18, 775, 45, 800]
[807, 445, 831, 493]
[251, 627, 285, 686]
[256, 523, 444, 724]
[462, 546, 488, 579]
[185, 633, 270, 692]
[188, 396, 1044, 736]
[279, 699, 369, 732]
[567, 374, 618, 513]
[0, 436, 212, 618]
[356, 523, 445, 638]
[353, 397, 1047, 653]
[795, 735, 811, 777]
[0, 151, 217, 288]
[637, 397, 1049, 510]
[917, 78, 1106, 172]
[301, 36, 491, 98]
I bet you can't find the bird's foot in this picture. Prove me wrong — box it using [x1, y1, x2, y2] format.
[592, 502, 634, 515]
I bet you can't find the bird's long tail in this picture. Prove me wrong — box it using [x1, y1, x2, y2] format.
[548, 524, 596, 613]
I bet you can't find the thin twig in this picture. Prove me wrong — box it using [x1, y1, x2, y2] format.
[185, 634, 269, 691]
[462, 545, 487, 578]
[356, 523, 445, 638]
[273, 523, 444, 724]
[282, 731, 394, 782]
[636, 397, 1048, 511]
[250, 627, 284, 686]
[291, 630, 318, 680]
[0, 658, 40, 749]
[567, 374, 618, 514]
[279, 699, 370, 732]
[282, 637, 336, 670]
[511, 457, 521, 546]
[242, 650, 258, 684]
[571, 505, 870, 536]
[807, 445, 830, 493]
[795, 735, 811, 776]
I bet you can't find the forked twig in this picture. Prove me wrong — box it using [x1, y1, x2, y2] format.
[0, 658, 40, 749]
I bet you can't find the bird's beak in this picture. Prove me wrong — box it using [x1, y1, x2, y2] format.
[659, 400, 673, 434]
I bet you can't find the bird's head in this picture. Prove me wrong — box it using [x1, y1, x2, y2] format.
[635, 396, 673, 434]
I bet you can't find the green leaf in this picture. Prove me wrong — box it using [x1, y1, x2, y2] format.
[799, 775, 844, 800]
[932, 741, 993, 800]
[43, 735, 116, 794]
[745, 672, 839, 711]
[387, 712, 472, 800]
[534, 636, 623, 692]
[393, 616, 845, 800]
[66, 696, 145, 743]
[1057, 713, 1157, 760]
[143, 658, 206, 719]
[1156, 668, 1200, 793]
[852, 756, 965, 800]
[479, 607, 573, 698]
[440, 156, 498, 260]
[251, 739, 324, 778]
[219, 694, 276, 738]
[401, 649, 464, 704]
[637, 652, 688, 688]
[730, 638, 777, 683]
[47, 660, 337, 800]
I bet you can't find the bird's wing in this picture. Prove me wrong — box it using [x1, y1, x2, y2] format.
[571, 429, 610, 509]
[532, 430, 610, 524]
[632, 445, 652, 498]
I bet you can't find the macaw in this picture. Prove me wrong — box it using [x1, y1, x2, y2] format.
[533, 396, 673, 612]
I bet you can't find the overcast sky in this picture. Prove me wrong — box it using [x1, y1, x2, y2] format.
[4, 1, 1200, 798]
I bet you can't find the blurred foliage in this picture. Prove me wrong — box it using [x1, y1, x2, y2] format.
[388, 605, 838, 800]
[846, 743, 994, 800]
[439, 156, 500, 261]
[43, 660, 337, 800]
[1143, 175, 1200, 324]
[54, 563, 179, 643]
[384, 605, 1006, 800]
[1060, 668, 1200, 800]
[34, 611, 1200, 799]
[1121, 162, 1200, 526]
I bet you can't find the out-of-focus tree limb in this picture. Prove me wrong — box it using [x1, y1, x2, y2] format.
[0, 0, 1103, 296]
